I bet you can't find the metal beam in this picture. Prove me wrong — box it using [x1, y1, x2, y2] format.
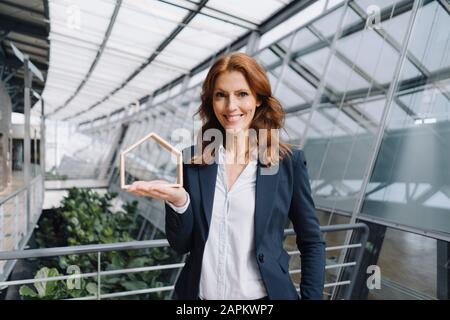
[258, 0, 317, 34]
[0, 13, 48, 40]
[157, 0, 317, 97]
[152, 0, 415, 108]
[156, 0, 257, 30]
[73, 0, 316, 125]
[49, 0, 123, 116]
[2, 56, 47, 71]
[43, 0, 50, 34]
[349, 0, 450, 103]
[7, 76, 45, 91]
[307, 24, 418, 118]
[5, 36, 49, 51]
[5, 46, 48, 62]
[23, 55, 32, 234]
[438, 0, 450, 15]
[65, 0, 209, 121]
[0, 0, 44, 16]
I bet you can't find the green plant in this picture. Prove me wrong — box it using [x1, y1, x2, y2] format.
[21, 188, 178, 300]
[19, 267, 97, 300]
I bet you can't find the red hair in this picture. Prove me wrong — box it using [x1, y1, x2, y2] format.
[192, 52, 292, 166]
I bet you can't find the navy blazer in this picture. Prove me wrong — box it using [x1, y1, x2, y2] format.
[165, 145, 325, 300]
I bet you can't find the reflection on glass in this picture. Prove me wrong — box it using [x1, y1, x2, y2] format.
[361, 0, 450, 234]
[298, 1, 424, 215]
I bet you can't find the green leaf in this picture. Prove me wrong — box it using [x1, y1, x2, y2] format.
[34, 267, 50, 297]
[102, 276, 121, 285]
[127, 257, 151, 268]
[111, 253, 125, 268]
[103, 227, 113, 237]
[19, 285, 38, 298]
[86, 282, 98, 295]
[34, 267, 61, 298]
[121, 281, 148, 291]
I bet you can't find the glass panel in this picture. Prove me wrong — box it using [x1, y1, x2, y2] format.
[285, 114, 306, 138]
[255, 47, 283, 69]
[360, 0, 450, 234]
[294, 46, 330, 84]
[269, 66, 309, 110]
[191, 9, 247, 38]
[311, 5, 361, 39]
[206, 0, 286, 24]
[405, 1, 450, 72]
[258, 0, 327, 49]
[255, 32, 295, 70]
[301, 47, 371, 92]
[300, 2, 417, 214]
[322, 107, 365, 135]
[289, 28, 320, 54]
[356, 0, 407, 11]
[284, 64, 318, 101]
[336, 30, 420, 84]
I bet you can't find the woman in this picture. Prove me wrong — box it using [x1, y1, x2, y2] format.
[126, 52, 325, 300]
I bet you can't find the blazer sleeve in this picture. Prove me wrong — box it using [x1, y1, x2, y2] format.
[288, 149, 326, 300]
[164, 159, 194, 255]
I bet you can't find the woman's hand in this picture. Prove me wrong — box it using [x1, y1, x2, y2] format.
[125, 180, 188, 207]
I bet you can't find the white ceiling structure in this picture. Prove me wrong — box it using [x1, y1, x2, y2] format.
[39, 0, 298, 124]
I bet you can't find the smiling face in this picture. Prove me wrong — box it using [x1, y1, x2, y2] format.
[212, 71, 261, 133]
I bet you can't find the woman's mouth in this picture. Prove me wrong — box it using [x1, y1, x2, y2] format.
[224, 114, 244, 123]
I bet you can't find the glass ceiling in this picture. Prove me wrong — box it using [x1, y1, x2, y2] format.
[39, 0, 294, 123]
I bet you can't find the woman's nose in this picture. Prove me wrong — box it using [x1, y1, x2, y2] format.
[226, 95, 239, 111]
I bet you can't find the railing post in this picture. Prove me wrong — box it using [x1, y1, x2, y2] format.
[97, 252, 101, 300]
[14, 194, 19, 240]
[14, 195, 19, 249]
[0, 204, 4, 249]
[24, 189, 29, 236]
[0, 204, 4, 275]
[33, 179, 37, 224]
[24, 55, 32, 238]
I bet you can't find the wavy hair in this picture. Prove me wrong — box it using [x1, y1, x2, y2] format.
[191, 52, 292, 166]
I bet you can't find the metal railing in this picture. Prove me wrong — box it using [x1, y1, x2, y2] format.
[0, 174, 44, 280]
[0, 223, 368, 300]
[285, 223, 369, 300]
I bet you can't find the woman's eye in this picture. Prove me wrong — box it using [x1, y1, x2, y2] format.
[239, 92, 248, 97]
[215, 92, 225, 98]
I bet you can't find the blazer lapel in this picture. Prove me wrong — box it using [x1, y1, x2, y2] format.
[254, 162, 280, 249]
[197, 157, 280, 249]
[198, 162, 218, 229]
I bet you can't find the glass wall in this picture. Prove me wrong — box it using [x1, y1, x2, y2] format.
[360, 0, 450, 234]
[251, 0, 450, 240]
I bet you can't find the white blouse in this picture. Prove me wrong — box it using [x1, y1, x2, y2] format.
[167, 145, 267, 299]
